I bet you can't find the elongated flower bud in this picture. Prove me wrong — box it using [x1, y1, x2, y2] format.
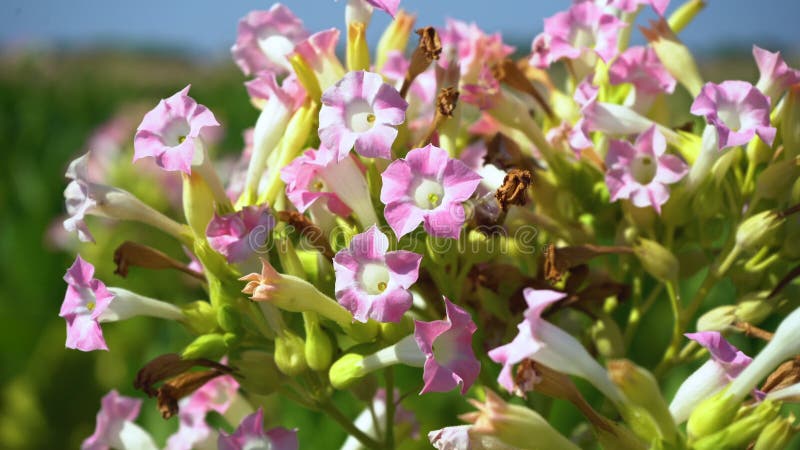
[275, 331, 308, 376]
[633, 238, 679, 284]
[754, 414, 798, 450]
[182, 333, 228, 360]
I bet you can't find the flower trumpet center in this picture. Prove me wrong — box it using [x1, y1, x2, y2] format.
[346, 100, 377, 133]
[257, 32, 295, 71]
[360, 263, 391, 295]
[631, 155, 657, 185]
[86, 301, 96, 311]
[164, 119, 191, 147]
[413, 178, 445, 210]
[432, 330, 457, 365]
[717, 103, 743, 132]
[242, 437, 273, 450]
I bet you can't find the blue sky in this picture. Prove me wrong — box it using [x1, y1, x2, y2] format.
[2, 1, 799, 57]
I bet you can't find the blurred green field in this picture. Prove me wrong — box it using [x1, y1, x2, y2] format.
[0, 47, 792, 450]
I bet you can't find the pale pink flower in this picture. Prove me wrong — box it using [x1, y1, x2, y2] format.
[364, 0, 401, 17]
[439, 19, 514, 83]
[231, 4, 309, 75]
[530, 2, 625, 69]
[333, 225, 422, 323]
[596, 0, 670, 15]
[218, 408, 298, 450]
[414, 298, 480, 394]
[280, 145, 379, 228]
[60, 256, 114, 352]
[460, 66, 502, 110]
[319, 70, 408, 160]
[609, 46, 676, 111]
[669, 332, 752, 424]
[206, 205, 275, 264]
[245, 72, 306, 111]
[753, 45, 800, 101]
[690, 80, 777, 150]
[380, 144, 481, 239]
[82, 390, 157, 450]
[488, 288, 624, 404]
[605, 126, 687, 213]
[291, 29, 346, 91]
[133, 85, 220, 174]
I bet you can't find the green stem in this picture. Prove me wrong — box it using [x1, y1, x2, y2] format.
[319, 401, 384, 450]
[385, 367, 396, 450]
[655, 282, 682, 376]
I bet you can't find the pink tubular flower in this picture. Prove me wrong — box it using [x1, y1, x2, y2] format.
[439, 19, 514, 83]
[231, 4, 309, 76]
[530, 2, 625, 69]
[82, 390, 156, 450]
[488, 289, 624, 404]
[669, 332, 752, 424]
[414, 298, 480, 394]
[609, 46, 676, 111]
[604, 0, 670, 15]
[60, 256, 114, 352]
[245, 72, 306, 111]
[133, 85, 220, 175]
[206, 204, 275, 264]
[292, 29, 346, 91]
[281, 146, 379, 229]
[460, 66, 503, 110]
[319, 70, 408, 160]
[753, 45, 800, 101]
[365, 0, 400, 17]
[605, 126, 688, 213]
[380, 144, 481, 239]
[167, 373, 240, 450]
[333, 225, 422, 323]
[690, 80, 777, 150]
[218, 408, 298, 450]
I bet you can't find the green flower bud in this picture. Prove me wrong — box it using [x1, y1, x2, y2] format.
[461, 390, 581, 450]
[591, 316, 625, 359]
[736, 210, 784, 253]
[595, 420, 648, 450]
[274, 331, 308, 376]
[634, 238, 679, 284]
[231, 351, 283, 395]
[696, 305, 736, 332]
[182, 171, 215, 238]
[692, 400, 780, 450]
[223, 332, 242, 348]
[608, 360, 678, 444]
[217, 305, 242, 334]
[182, 333, 228, 360]
[754, 414, 798, 450]
[303, 313, 334, 371]
[667, 0, 705, 33]
[329, 353, 367, 389]
[618, 404, 665, 445]
[734, 292, 775, 326]
[686, 389, 739, 441]
[782, 84, 800, 159]
[180, 300, 218, 335]
[755, 157, 800, 200]
[691, 183, 725, 219]
[379, 315, 414, 345]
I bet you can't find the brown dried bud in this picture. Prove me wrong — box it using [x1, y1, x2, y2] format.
[544, 243, 633, 284]
[436, 87, 459, 118]
[485, 133, 540, 172]
[277, 211, 334, 259]
[761, 356, 800, 394]
[491, 58, 554, 119]
[400, 26, 441, 97]
[114, 241, 204, 280]
[495, 169, 532, 212]
[415, 26, 442, 61]
[134, 353, 232, 398]
[733, 321, 774, 341]
[156, 370, 226, 419]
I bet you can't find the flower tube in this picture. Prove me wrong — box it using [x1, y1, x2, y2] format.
[63, 153, 190, 244]
[488, 288, 626, 406]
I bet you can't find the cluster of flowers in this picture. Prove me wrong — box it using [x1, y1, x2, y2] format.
[58, 0, 800, 448]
